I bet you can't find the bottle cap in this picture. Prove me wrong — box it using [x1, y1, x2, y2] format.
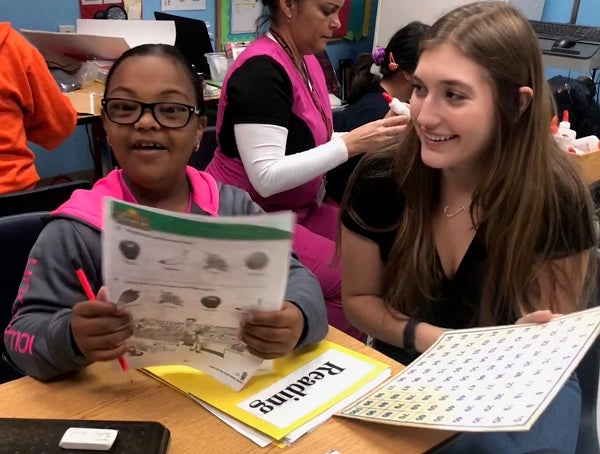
[559, 110, 571, 130]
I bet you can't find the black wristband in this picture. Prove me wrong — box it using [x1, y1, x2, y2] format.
[403, 318, 420, 357]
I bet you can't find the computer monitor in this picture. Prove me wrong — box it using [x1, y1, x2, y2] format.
[154, 11, 214, 79]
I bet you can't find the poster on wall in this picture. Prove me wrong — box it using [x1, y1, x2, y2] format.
[161, 0, 207, 11]
[80, 0, 126, 19]
[123, 0, 142, 19]
[230, 0, 262, 34]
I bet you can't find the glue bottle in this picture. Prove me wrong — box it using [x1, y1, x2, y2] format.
[382, 93, 410, 118]
[555, 110, 577, 151]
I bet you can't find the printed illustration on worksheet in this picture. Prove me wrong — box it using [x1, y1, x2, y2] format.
[102, 198, 294, 390]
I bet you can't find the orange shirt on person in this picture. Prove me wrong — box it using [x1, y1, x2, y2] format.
[0, 22, 77, 194]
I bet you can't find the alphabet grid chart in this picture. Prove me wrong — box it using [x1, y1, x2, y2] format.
[339, 306, 600, 432]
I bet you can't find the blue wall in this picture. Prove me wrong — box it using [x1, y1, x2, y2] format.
[0, 0, 597, 179]
[0, 0, 374, 178]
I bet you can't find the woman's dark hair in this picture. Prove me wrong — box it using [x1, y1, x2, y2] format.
[346, 21, 429, 103]
[103, 43, 206, 115]
[380, 21, 430, 77]
[346, 54, 380, 104]
[258, 0, 280, 32]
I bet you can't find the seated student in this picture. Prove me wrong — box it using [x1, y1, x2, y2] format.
[4, 44, 328, 382]
[327, 21, 429, 204]
[205, 0, 408, 340]
[340, 2, 596, 452]
[0, 23, 77, 194]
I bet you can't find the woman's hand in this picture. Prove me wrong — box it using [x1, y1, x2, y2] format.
[342, 115, 410, 158]
[515, 309, 563, 325]
[70, 287, 133, 362]
[239, 301, 304, 359]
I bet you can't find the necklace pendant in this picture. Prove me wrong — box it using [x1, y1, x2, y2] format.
[443, 205, 466, 218]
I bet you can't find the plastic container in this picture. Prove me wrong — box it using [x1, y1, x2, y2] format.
[572, 135, 600, 153]
[204, 52, 231, 83]
[554, 110, 577, 151]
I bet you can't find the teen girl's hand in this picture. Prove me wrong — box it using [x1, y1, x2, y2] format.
[70, 287, 133, 363]
[342, 114, 410, 158]
[239, 301, 304, 359]
[515, 310, 563, 325]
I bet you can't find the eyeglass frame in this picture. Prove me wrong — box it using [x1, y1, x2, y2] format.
[101, 98, 201, 129]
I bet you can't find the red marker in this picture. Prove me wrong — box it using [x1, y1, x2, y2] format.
[75, 268, 129, 372]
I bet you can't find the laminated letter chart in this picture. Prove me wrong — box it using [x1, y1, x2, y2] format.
[339, 306, 600, 432]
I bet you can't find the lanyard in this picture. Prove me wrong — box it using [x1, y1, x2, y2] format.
[269, 28, 333, 140]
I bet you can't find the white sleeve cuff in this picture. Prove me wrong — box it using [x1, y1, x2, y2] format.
[235, 123, 348, 198]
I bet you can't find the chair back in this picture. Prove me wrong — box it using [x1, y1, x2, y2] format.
[0, 212, 48, 383]
[188, 126, 217, 171]
[0, 180, 91, 217]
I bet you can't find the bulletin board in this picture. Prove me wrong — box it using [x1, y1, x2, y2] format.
[79, 0, 125, 19]
[216, 0, 370, 51]
[216, 0, 264, 51]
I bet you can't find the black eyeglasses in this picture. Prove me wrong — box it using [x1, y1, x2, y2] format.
[101, 98, 201, 129]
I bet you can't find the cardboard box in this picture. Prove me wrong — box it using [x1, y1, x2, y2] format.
[64, 82, 104, 115]
[20, 19, 175, 61]
[568, 151, 600, 184]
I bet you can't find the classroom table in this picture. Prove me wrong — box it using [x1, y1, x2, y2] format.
[0, 327, 455, 453]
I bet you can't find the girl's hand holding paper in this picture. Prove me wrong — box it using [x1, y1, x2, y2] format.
[239, 301, 305, 359]
[70, 287, 133, 363]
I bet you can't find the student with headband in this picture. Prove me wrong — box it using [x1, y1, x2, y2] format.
[327, 21, 429, 204]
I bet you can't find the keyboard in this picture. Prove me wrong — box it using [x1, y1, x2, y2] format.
[529, 20, 600, 44]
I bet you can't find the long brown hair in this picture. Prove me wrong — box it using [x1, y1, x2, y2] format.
[343, 1, 597, 325]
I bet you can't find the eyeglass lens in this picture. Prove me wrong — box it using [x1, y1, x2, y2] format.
[105, 99, 192, 128]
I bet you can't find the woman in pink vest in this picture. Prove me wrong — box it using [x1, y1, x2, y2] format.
[205, 0, 409, 339]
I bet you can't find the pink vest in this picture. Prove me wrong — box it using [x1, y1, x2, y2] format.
[207, 35, 332, 222]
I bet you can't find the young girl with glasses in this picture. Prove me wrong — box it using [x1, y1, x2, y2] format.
[5, 44, 328, 381]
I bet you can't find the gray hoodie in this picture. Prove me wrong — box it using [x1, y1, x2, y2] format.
[4, 169, 328, 380]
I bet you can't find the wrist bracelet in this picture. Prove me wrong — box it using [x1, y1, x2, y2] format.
[403, 318, 420, 357]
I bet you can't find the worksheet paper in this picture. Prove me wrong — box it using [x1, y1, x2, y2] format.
[102, 198, 293, 391]
[339, 306, 600, 432]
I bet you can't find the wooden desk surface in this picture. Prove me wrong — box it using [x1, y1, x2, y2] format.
[0, 327, 454, 453]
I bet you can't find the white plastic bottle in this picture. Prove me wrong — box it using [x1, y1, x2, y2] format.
[555, 110, 577, 151]
[382, 93, 410, 118]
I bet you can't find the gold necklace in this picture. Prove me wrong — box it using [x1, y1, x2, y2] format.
[443, 205, 466, 218]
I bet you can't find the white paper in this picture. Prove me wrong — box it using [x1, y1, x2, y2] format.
[77, 19, 175, 48]
[340, 307, 600, 432]
[19, 29, 130, 60]
[230, 0, 263, 34]
[192, 359, 391, 446]
[161, 0, 206, 11]
[237, 349, 379, 428]
[191, 398, 275, 447]
[283, 368, 391, 445]
[102, 198, 294, 390]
